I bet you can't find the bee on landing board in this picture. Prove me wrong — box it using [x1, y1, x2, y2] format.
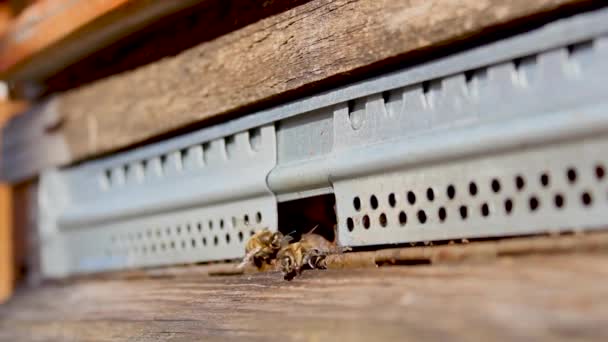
[277, 228, 350, 280]
[238, 229, 292, 270]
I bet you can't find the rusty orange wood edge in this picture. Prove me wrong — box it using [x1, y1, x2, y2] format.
[0, 0, 129, 73]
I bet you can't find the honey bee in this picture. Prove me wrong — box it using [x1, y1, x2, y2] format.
[277, 229, 349, 280]
[238, 229, 292, 269]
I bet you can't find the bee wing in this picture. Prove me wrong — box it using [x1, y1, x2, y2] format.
[280, 235, 294, 246]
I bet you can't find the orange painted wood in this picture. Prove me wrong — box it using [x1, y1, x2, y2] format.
[0, 0, 128, 73]
[0, 99, 28, 303]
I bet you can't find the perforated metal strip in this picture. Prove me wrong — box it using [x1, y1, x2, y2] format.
[39, 126, 277, 277]
[38, 8, 608, 277]
[335, 136, 608, 246]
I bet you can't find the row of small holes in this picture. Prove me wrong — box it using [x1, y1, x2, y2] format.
[105, 212, 263, 256]
[105, 230, 258, 257]
[346, 164, 603, 231]
[101, 129, 262, 190]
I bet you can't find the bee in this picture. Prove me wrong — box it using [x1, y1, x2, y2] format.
[238, 229, 292, 270]
[277, 229, 349, 280]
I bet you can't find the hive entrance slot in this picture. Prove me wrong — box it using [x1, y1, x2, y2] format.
[278, 194, 337, 243]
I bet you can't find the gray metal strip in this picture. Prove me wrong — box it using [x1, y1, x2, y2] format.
[35, 7, 608, 277]
[39, 125, 278, 277]
[4, 7, 608, 182]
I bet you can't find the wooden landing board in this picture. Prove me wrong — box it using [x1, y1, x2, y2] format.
[1, 251, 607, 341]
[39, 0, 598, 164]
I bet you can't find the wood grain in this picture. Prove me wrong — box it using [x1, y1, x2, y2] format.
[1, 251, 607, 341]
[54, 0, 596, 163]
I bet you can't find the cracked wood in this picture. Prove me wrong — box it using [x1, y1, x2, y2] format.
[56, 0, 593, 163]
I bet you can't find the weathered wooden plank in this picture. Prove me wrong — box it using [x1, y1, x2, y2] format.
[1, 251, 607, 341]
[53, 0, 596, 163]
[0, 0, 216, 86]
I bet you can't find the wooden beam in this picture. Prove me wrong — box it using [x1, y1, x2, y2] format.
[50, 0, 595, 163]
[0, 0, 129, 73]
[1, 250, 607, 340]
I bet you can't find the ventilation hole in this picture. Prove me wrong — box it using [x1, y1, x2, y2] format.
[567, 40, 594, 57]
[186, 224, 191, 233]
[197, 223, 202, 232]
[438, 207, 446, 222]
[581, 192, 592, 206]
[540, 173, 550, 187]
[180, 149, 188, 165]
[382, 91, 390, 104]
[238, 232, 244, 242]
[151, 244, 156, 253]
[224, 136, 235, 158]
[191, 239, 196, 247]
[347, 217, 354, 232]
[407, 191, 416, 205]
[160, 154, 168, 170]
[447, 185, 456, 199]
[529, 196, 540, 211]
[379, 213, 388, 227]
[554, 194, 565, 208]
[170, 241, 176, 249]
[459, 206, 468, 220]
[464, 70, 475, 84]
[208, 221, 213, 230]
[353, 197, 361, 211]
[469, 182, 478, 196]
[567, 168, 577, 183]
[347, 99, 355, 113]
[226, 234, 231, 244]
[481, 203, 489, 217]
[398, 211, 407, 226]
[249, 127, 262, 151]
[388, 193, 396, 207]
[156, 229, 162, 237]
[513, 57, 524, 71]
[362, 215, 370, 229]
[244, 215, 250, 225]
[213, 236, 219, 246]
[219, 219, 225, 229]
[515, 175, 525, 191]
[250, 230, 255, 236]
[421, 80, 431, 94]
[256, 212, 262, 223]
[232, 216, 238, 228]
[202, 237, 207, 246]
[426, 188, 435, 201]
[417, 210, 427, 224]
[505, 198, 513, 214]
[176, 226, 182, 235]
[596, 165, 605, 180]
[103, 169, 112, 187]
[491, 179, 501, 193]
[370, 195, 379, 210]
